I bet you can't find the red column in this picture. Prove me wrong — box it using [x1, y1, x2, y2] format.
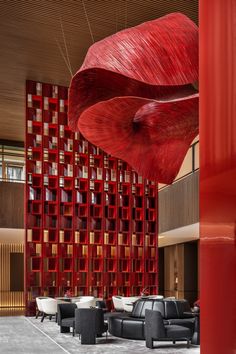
[200, 1, 236, 354]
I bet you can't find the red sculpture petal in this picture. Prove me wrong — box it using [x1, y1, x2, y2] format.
[68, 12, 199, 183]
[80, 12, 198, 85]
[78, 95, 198, 184]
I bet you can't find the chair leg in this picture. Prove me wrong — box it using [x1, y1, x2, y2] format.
[36, 310, 39, 319]
[49, 315, 52, 321]
[187, 339, 190, 348]
[41, 313, 46, 322]
[146, 336, 153, 349]
[106, 331, 108, 341]
[173, 340, 176, 344]
[72, 326, 75, 337]
[55, 313, 58, 323]
[60, 326, 70, 333]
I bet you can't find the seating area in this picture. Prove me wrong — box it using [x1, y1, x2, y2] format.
[33, 295, 199, 349]
[108, 298, 198, 345]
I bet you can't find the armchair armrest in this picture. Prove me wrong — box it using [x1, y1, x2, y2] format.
[145, 310, 166, 349]
[145, 309, 166, 339]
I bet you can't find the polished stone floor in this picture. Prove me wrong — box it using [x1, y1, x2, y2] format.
[0, 316, 200, 354]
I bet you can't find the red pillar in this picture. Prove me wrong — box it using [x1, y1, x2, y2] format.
[200, 1, 236, 354]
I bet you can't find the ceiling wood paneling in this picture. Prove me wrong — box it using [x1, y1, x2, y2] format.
[0, 0, 198, 141]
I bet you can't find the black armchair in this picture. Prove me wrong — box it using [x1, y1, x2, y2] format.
[57, 303, 77, 335]
[145, 310, 192, 349]
[96, 300, 108, 313]
[75, 308, 108, 344]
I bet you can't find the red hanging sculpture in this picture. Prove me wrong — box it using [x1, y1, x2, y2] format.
[68, 12, 199, 184]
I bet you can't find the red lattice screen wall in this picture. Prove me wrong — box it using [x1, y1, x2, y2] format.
[25, 80, 158, 313]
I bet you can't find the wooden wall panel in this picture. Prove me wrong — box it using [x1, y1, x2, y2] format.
[0, 243, 24, 307]
[163, 241, 198, 305]
[158, 247, 164, 295]
[184, 242, 198, 305]
[0, 182, 24, 228]
[10, 253, 24, 291]
[164, 246, 176, 298]
[159, 171, 199, 233]
[177, 244, 185, 299]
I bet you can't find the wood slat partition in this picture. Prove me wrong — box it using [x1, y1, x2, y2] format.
[163, 241, 198, 305]
[0, 243, 24, 308]
[158, 171, 199, 233]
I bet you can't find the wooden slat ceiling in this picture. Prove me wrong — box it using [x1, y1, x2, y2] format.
[0, 0, 198, 142]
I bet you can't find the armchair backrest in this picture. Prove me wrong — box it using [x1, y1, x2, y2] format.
[41, 298, 57, 315]
[75, 308, 105, 334]
[164, 299, 192, 319]
[131, 299, 164, 318]
[164, 300, 178, 319]
[36, 297, 50, 312]
[75, 298, 95, 309]
[131, 298, 191, 319]
[112, 296, 124, 311]
[122, 296, 140, 313]
[175, 299, 192, 318]
[57, 303, 77, 324]
[145, 310, 166, 339]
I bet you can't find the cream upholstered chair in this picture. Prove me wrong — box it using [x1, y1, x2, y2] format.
[35, 297, 50, 319]
[70, 297, 81, 303]
[40, 298, 57, 322]
[75, 296, 96, 309]
[77, 296, 95, 302]
[148, 295, 164, 300]
[112, 296, 124, 312]
[122, 296, 140, 312]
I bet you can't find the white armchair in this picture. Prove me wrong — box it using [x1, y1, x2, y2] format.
[148, 295, 164, 300]
[70, 297, 81, 303]
[112, 296, 124, 312]
[35, 297, 50, 319]
[75, 296, 96, 309]
[122, 296, 140, 312]
[40, 298, 57, 322]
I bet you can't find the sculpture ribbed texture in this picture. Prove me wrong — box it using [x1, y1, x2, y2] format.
[69, 12, 199, 184]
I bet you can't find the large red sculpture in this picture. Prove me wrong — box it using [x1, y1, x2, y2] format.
[69, 12, 199, 184]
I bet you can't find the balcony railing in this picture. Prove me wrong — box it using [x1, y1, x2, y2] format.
[0, 145, 25, 183]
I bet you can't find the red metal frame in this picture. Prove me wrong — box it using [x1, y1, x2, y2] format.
[25, 80, 158, 313]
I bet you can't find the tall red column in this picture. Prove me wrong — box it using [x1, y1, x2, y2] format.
[200, 1, 236, 354]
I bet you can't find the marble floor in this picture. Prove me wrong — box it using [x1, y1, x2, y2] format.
[0, 316, 200, 354]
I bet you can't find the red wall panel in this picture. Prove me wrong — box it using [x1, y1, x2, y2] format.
[25, 80, 158, 313]
[200, 1, 236, 353]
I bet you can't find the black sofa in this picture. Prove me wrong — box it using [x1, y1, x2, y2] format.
[108, 298, 196, 341]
